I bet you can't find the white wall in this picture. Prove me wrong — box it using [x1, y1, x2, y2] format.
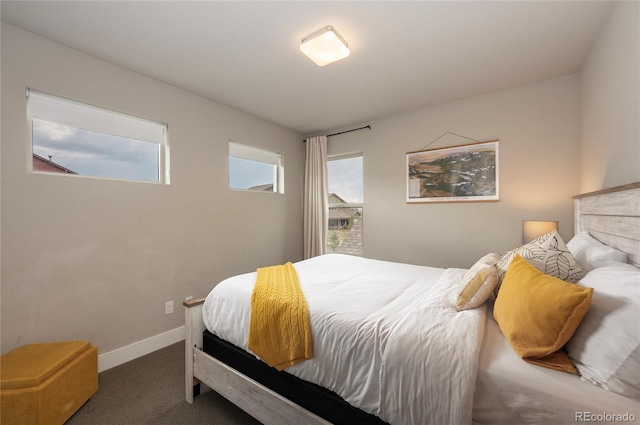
[2, 1, 637, 364]
[1, 23, 305, 357]
[579, 1, 640, 192]
[327, 76, 581, 268]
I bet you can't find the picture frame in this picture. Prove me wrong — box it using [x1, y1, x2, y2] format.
[406, 140, 499, 203]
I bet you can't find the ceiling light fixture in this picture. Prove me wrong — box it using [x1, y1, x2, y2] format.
[300, 26, 350, 66]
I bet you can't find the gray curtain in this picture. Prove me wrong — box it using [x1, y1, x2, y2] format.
[303, 136, 328, 259]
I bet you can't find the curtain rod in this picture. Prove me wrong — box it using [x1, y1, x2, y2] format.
[303, 125, 371, 142]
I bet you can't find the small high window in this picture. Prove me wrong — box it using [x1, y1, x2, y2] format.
[228, 141, 283, 193]
[27, 88, 169, 184]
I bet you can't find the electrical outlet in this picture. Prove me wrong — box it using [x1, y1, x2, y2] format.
[165, 301, 174, 315]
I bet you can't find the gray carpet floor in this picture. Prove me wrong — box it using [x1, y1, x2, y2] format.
[67, 341, 262, 425]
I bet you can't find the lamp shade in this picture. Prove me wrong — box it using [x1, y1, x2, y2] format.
[522, 220, 558, 244]
[300, 26, 350, 66]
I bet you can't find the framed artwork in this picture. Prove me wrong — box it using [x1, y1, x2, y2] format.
[406, 140, 499, 203]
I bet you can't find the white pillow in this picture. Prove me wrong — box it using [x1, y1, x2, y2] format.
[566, 262, 640, 397]
[567, 231, 628, 272]
[456, 253, 499, 311]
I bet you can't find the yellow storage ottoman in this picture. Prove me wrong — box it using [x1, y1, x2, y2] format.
[1, 340, 98, 425]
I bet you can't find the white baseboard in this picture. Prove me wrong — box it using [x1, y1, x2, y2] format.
[97, 326, 185, 372]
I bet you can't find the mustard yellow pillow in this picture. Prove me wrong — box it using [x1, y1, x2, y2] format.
[494, 254, 593, 374]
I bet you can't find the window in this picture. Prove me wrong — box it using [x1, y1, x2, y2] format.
[27, 88, 169, 183]
[228, 141, 283, 193]
[327, 153, 363, 255]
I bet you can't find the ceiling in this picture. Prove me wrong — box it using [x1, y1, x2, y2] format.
[1, 1, 613, 136]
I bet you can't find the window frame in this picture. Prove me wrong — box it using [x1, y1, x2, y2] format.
[26, 88, 170, 184]
[327, 152, 364, 255]
[228, 140, 284, 194]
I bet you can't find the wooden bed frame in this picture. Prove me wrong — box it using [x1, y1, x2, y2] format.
[183, 295, 330, 425]
[184, 181, 640, 425]
[574, 182, 640, 267]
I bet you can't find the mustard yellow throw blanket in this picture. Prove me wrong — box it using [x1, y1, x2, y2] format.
[248, 262, 313, 371]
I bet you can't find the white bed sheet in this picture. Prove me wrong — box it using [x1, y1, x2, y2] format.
[473, 307, 640, 425]
[203, 253, 485, 425]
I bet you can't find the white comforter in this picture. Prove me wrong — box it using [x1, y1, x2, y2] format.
[203, 254, 486, 425]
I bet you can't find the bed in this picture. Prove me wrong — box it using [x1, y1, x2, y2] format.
[184, 182, 640, 425]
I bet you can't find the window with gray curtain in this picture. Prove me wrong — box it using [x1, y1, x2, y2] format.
[303, 136, 328, 259]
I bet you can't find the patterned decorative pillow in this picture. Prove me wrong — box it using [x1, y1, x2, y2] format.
[494, 230, 586, 297]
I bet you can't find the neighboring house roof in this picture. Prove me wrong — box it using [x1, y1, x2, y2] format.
[328, 193, 347, 205]
[329, 193, 361, 221]
[32, 154, 78, 174]
[248, 183, 273, 191]
[334, 216, 363, 256]
[328, 209, 353, 220]
[329, 208, 361, 220]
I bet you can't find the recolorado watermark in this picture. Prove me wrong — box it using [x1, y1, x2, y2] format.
[575, 412, 636, 422]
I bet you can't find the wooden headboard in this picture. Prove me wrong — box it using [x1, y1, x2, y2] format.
[574, 182, 640, 267]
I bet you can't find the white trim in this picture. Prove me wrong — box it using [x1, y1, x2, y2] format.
[97, 326, 185, 372]
[228, 140, 284, 193]
[28, 88, 166, 144]
[328, 151, 362, 161]
[229, 141, 282, 166]
[26, 88, 170, 185]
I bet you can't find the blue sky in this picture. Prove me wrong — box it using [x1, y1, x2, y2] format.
[229, 155, 364, 200]
[328, 156, 363, 203]
[33, 118, 363, 199]
[32, 119, 159, 182]
[228, 157, 274, 189]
